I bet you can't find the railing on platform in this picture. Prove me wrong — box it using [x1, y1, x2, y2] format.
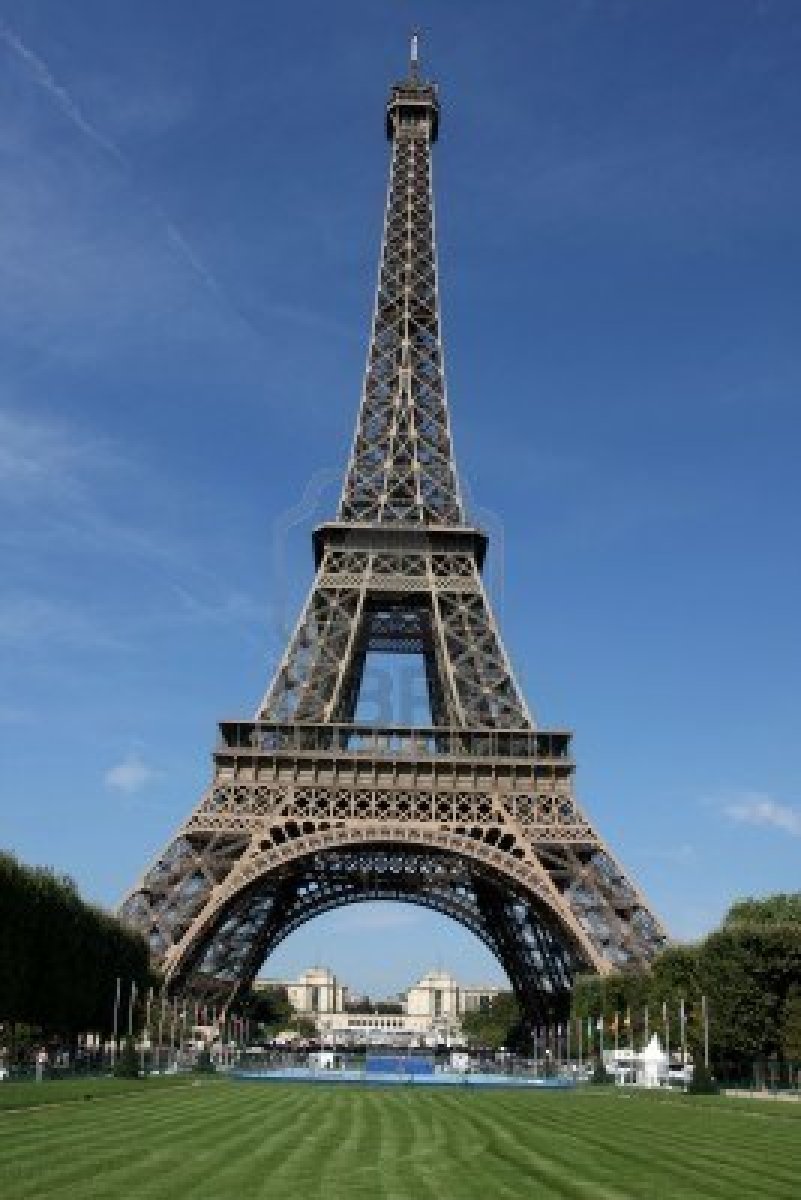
[216, 722, 573, 762]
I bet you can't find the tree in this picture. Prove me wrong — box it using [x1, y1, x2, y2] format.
[462, 992, 522, 1051]
[687, 1062, 718, 1094]
[591, 1060, 612, 1085]
[242, 985, 292, 1033]
[700, 920, 801, 1070]
[114, 1037, 139, 1079]
[0, 849, 154, 1051]
[723, 894, 801, 926]
[781, 984, 801, 1063]
[570, 891, 801, 1077]
[290, 1017, 317, 1039]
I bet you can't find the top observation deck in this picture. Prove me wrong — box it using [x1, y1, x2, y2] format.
[386, 79, 440, 142]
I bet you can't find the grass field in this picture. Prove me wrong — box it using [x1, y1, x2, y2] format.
[1, 1077, 799, 1199]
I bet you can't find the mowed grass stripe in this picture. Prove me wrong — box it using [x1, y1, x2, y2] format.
[526, 1092, 798, 1198]
[173, 1084, 327, 1200]
[0, 1085, 236, 1178]
[556, 1093, 801, 1196]
[0, 1084, 232, 1198]
[2, 1080, 800, 1199]
[147, 1085, 320, 1199]
[0, 1082, 310, 1200]
[443, 1091, 549, 1200]
[245, 1084, 350, 1196]
[462, 1092, 634, 1199]
[404, 1091, 474, 1200]
[497, 1093, 744, 1199]
[317, 1087, 375, 1199]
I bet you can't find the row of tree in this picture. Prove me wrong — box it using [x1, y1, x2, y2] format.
[459, 893, 801, 1070]
[0, 849, 154, 1041]
[572, 893, 801, 1071]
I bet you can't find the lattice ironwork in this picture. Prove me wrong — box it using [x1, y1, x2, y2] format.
[120, 43, 667, 1024]
[338, 74, 461, 525]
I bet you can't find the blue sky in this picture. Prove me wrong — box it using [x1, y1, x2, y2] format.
[1, 0, 799, 998]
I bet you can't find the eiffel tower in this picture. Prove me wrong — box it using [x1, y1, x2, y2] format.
[121, 39, 666, 1023]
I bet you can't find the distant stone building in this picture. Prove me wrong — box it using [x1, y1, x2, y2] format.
[256, 966, 347, 1016]
[256, 966, 505, 1045]
[404, 970, 503, 1019]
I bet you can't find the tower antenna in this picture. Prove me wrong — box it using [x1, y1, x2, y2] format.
[410, 29, 420, 80]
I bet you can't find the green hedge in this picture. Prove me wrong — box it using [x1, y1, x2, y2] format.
[0, 849, 153, 1035]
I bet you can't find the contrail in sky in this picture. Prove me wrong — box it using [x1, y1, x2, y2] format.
[0, 19, 222, 296]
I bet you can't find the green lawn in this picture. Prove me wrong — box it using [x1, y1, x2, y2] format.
[1, 1078, 799, 1199]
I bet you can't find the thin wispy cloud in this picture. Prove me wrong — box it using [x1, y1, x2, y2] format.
[0, 405, 266, 654]
[0, 21, 126, 166]
[0, 19, 220, 296]
[104, 755, 160, 795]
[0, 406, 115, 502]
[171, 584, 268, 628]
[723, 792, 801, 838]
[0, 594, 128, 652]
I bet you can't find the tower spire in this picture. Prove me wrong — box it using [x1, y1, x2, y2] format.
[410, 29, 420, 80]
[338, 47, 452, 523]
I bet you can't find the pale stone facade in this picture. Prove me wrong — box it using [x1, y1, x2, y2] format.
[405, 969, 460, 1019]
[403, 970, 503, 1018]
[257, 966, 347, 1015]
[257, 966, 504, 1043]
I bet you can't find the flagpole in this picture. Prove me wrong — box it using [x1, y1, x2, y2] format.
[680, 998, 686, 1090]
[141, 987, 152, 1075]
[111, 976, 121, 1069]
[157, 991, 166, 1074]
[127, 980, 137, 1039]
[624, 1007, 632, 1085]
[663, 1001, 670, 1088]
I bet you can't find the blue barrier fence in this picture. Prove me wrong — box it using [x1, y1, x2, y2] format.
[366, 1056, 434, 1076]
[232, 1067, 575, 1090]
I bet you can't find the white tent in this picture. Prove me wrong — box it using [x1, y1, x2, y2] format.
[636, 1033, 668, 1088]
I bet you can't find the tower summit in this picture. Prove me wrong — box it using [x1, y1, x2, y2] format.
[121, 45, 666, 1025]
[385, 34, 439, 142]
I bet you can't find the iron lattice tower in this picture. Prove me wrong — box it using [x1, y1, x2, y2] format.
[121, 44, 666, 1023]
